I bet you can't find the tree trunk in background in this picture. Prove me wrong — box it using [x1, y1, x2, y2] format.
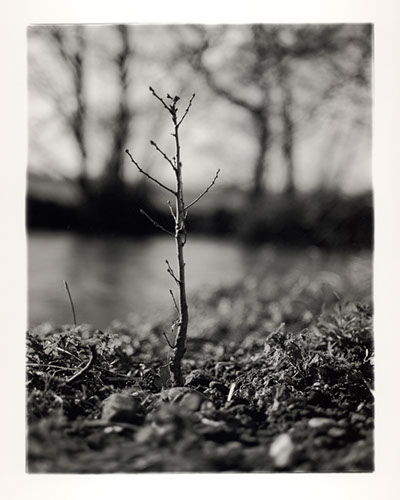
[102, 24, 132, 198]
[279, 61, 296, 197]
[251, 109, 269, 199]
[50, 25, 90, 200]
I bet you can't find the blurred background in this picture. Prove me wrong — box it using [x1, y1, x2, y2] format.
[27, 24, 373, 328]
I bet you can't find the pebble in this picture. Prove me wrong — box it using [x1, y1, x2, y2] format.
[179, 391, 210, 411]
[328, 427, 346, 438]
[351, 412, 366, 425]
[308, 417, 335, 429]
[269, 433, 294, 469]
[101, 393, 144, 424]
[160, 387, 188, 402]
[159, 387, 212, 411]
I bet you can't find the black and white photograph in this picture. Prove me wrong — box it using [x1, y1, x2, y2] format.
[25, 23, 374, 473]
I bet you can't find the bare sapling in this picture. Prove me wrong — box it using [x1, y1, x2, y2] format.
[125, 87, 220, 385]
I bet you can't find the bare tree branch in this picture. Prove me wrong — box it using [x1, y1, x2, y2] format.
[165, 259, 181, 285]
[162, 331, 177, 349]
[169, 289, 180, 315]
[167, 200, 177, 222]
[49, 27, 75, 70]
[150, 140, 176, 171]
[149, 86, 172, 113]
[184, 33, 260, 113]
[125, 149, 177, 196]
[139, 209, 174, 237]
[177, 93, 196, 127]
[186, 169, 221, 210]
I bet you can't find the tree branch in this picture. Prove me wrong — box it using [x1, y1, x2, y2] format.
[165, 259, 181, 285]
[150, 140, 176, 171]
[125, 149, 177, 196]
[140, 209, 174, 236]
[49, 27, 75, 70]
[149, 86, 172, 113]
[64, 345, 96, 385]
[177, 93, 196, 127]
[186, 169, 221, 210]
[162, 331, 177, 349]
[169, 289, 180, 315]
[187, 36, 260, 113]
[167, 200, 177, 222]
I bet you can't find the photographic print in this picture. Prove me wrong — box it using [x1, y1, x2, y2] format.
[26, 23, 373, 473]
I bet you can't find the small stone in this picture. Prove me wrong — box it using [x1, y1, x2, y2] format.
[160, 387, 189, 403]
[328, 427, 346, 438]
[179, 391, 208, 411]
[269, 433, 294, 469]
[101, 393, 144, 424]
[308, 417, 335, 429]
[351, 412, 366, 425]
[159, 387, 211, 411]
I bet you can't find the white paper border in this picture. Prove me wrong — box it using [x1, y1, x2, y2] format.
[1, 1, 400, 499]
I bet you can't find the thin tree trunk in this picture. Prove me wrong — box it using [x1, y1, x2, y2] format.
[279, 62, 296, 196]
[63, 26, 90, 199]
[251, 109, 269, 199]
[126, 90, 218, 386]
[170, 114, 189, 386]
[102, 25, 131, 196]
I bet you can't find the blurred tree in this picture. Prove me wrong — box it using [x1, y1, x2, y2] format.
[101, 24, 132, 200]
[28, 25, 135, 205]
[176, 24, 371, 198]
[30, 25, 90, 195]
[179, 25, 273, 199]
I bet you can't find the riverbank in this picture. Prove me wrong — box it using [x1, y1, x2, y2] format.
[27, 187, 373, 249]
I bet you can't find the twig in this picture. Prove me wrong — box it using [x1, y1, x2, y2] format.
[27, 363, 76, 372]
[227, 382, 236, 402]
[57, 347, 81, 362]
[162, 331, 177, 349]
[165, 260, 181, 285]
[150, 140, 176, 171]
[167, 200, 177, 222]
[149, 86, 172, 113]
[140, 209, 174, 236]
[177, 93, 196, 127]
[65, 345, 96, 385]
[64, 280, 77, 326]
[186, 169, 221, 210]
[169, 289, 180, 315]
[125, 149, 177, 196]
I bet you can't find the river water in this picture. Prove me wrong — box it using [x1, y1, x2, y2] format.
[28, 231, 372, 329]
